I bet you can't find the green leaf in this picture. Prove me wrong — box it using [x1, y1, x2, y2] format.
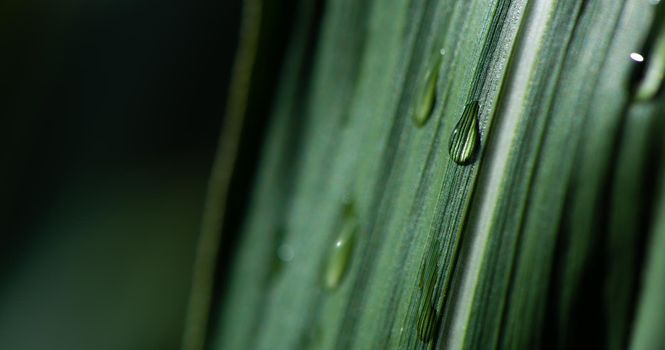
[186, 0, 665, 349]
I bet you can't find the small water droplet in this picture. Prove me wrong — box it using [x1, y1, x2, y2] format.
[269, 228, 291, 280]
[416, 300, 440, 343]
[419, 255, 438, 292]
[448, 101, 480, 165]
[412, 63, 440, 127]
[632, 12, 665, 101]
[323, 203, 358, 290]
[416, 246, 441, 343]
[277, 244, 294, 262]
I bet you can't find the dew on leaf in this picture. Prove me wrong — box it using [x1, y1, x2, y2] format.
[448, 101, 480, 165]
[323, 203, 358, 290]
[631, 9, 665, 101]
[412, 64, 440, 127]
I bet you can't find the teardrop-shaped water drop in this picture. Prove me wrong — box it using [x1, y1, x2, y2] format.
[323, 204, 358, 290]
[448, 101, 480, 165]
[416, 252, 440, 343]
[416, 300, 440, 343]
[412, 64, 440, 127]
[419, 248, 439, 294]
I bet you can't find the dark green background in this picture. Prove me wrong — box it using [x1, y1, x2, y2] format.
[1, 0, 240, 349]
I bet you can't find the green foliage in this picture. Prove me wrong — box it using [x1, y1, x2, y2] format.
[187, 0, 665, 349]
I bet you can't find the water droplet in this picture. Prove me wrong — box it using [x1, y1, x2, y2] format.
[269, 228, 290, 280]
[416, 247, 441, 343]
[323, 203, 358, 290]
[412, 63, 440, 127]
[632, 13, 665, 101]
[419, 254, 438, 292]
[277, 244, 294, 262]
[416, 300, 440, 343]
[448, 101, 480, 164]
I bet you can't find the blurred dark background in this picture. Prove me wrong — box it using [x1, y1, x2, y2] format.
[0, 0, 241, 349]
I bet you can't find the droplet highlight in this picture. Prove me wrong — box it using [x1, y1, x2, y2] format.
[630, 52, 645, 62]
[448, 101, 480, 165]
[323, 204, 358, 290]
